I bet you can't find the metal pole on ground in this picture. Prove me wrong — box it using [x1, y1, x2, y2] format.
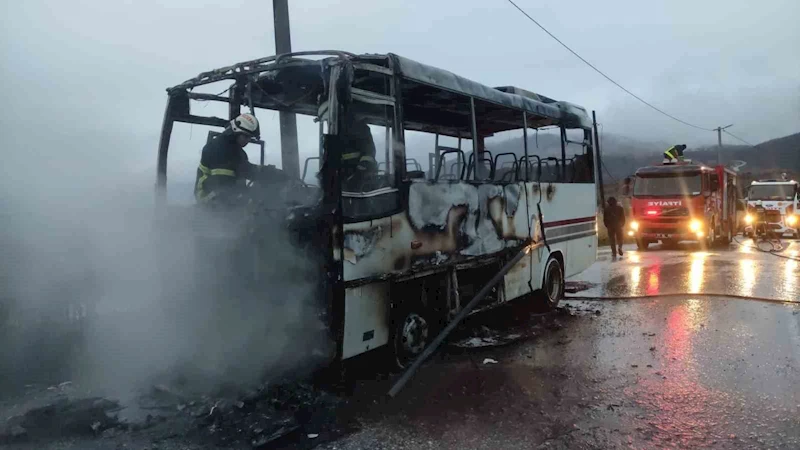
[388, 242, 533, 397]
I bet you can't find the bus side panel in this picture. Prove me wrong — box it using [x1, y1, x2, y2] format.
[340, 182, 533, 283]
[503, 250, 535, 301]
[504, 182, 597, 301]
[538, 183, 597, 278]
[342, 283, 390, 359]
[503, 181, 542, 301]
[566, 234, 597, 277]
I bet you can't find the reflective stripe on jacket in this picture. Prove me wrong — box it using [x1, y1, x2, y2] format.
[194, 130, 256, 205]
[195, 164, 237, 203]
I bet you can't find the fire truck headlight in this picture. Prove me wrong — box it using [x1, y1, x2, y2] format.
[630, 221, 639, 231]
[689, 219, 703, 232]
[744, 214, 754, 225]
[627, 230, 634, 237]
[787, 215, 798, 227]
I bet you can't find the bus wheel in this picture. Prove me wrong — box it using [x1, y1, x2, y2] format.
[534, 256, 564, 310]
[390, 295, 432, 370]
[636, 239, 649, 251]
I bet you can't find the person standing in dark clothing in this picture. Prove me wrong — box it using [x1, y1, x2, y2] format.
[194, 113, 293, 208]
[603, 197, 626, 258]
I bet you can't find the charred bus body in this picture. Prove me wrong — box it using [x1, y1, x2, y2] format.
[155, 51, 600, 368]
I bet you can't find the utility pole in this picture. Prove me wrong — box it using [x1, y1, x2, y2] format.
[273, 0, 300, 177]
[714, 124, 733, 165]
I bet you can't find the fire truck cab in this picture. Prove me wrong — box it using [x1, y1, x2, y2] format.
[743, 179, 799, 239]
[626, 159, 738, 250]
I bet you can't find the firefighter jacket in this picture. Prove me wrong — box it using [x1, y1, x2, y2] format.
[194, 131, 257, 205]
[341, 120, 378, 174]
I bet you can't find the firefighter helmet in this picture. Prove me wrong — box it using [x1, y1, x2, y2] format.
[230, 113, 260, 138]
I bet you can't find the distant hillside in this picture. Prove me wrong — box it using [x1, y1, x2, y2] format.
[598, 132, 799, 181]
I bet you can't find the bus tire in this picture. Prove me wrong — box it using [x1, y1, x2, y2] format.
[534, 255, 564, 310]
[389, 288, 433, 371]
[636, 239, 649, 251]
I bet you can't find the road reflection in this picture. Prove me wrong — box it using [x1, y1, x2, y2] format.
[625, 302, 725, 447]
[630, 265, 641, 292]
[785, 258, 797, 297]
[688, 252, 708, 294]
[739, 259, 756, 298]
[577, 240, 799, 301]
[646, 264, 661, 295]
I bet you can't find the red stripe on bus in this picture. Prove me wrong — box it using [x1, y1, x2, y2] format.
[543, 216, 596, 228]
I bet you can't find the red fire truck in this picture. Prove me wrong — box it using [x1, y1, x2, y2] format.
[624, 159, 738, 250]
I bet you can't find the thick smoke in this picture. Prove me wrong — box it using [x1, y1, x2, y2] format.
[0, 132, 331, 403]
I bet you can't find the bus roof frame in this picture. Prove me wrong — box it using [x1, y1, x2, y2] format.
[163, 51, 592, 133]
[157, 50, 594, 190]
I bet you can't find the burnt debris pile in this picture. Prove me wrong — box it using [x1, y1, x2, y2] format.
[1, 397, 122, 444]
[189, 381, 348, 449]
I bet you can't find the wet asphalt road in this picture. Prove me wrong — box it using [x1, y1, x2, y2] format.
[4, 239, 799, 450]
[571, 238, 799, 301]
[325, 239, 800, 450]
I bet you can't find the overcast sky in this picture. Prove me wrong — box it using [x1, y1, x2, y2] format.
[2, 0, 798, 189]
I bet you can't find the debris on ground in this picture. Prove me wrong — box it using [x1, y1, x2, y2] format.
[451, 333, 523, 348]
[1, 397, 122, 441]
[187, 380, 348, 448]
[482, 358, 499, 365]
[564, 281, 597, 293]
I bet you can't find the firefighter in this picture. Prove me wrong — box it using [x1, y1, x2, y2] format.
[194, 113, 293, 208]
[603, 197, 626, 259]
[663, 144, 687, 163]
[340, 117, 378, 188]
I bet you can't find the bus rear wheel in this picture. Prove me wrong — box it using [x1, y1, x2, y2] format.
[534, 256, 564, 310]
[389, 286, 435, 371]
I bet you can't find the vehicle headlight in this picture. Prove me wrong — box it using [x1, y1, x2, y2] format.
[744, 214, 753, 225]
[630, 221, 639, 231]
[689, 219, 702, 232]
[787, 215, 798, 226]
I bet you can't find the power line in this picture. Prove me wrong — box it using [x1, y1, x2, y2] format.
[723, 129, 756, 147]
[503, 0, 715, 132]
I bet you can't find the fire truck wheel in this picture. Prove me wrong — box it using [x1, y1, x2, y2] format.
[390, 292, 433, 371]
[636, 239, 649, 251]
[702, 224, 715, 249]
[534, 256, 564, 310]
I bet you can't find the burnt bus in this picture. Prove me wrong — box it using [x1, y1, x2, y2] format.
[155, 51, 600, 368]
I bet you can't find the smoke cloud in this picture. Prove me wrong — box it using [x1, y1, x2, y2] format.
[0, 129, 331, 404]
